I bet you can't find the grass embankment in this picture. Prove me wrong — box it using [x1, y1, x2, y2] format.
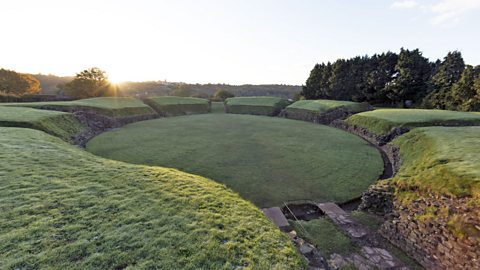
[285, 99, 372, 122]
[286, 99, 371, 114]
[1, 97, 156, 118]
[0, 106, 85, 140]
[346, 109, 480, 135]
[225, 97, 290, 116]
[0, 127, 304, 269]
[392, 126, 480, 198]
[87, 114, 383, 207]
[144, 96, 210, 116]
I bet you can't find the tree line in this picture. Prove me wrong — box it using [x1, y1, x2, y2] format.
[302, 48, 480, 111]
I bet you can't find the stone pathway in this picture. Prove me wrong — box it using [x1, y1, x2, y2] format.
[317, 202, 368, 238]
[263, 202, 412, 269]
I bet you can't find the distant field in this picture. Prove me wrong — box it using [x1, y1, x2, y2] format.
[1, 97, 156, 118]
[87, 114, 384, 207]
[144, 96, 210, 116]
[393, 126, 480, 198]
[0, 127, 303, 269]
[225, 96, 290, 116]
[346, 109, 480, 135]
[0, 106, 85, 139]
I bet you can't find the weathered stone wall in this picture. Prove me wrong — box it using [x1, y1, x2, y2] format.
[361, 183, 480, 269]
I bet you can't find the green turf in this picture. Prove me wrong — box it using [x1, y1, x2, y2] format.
[86, 114, 384, 207]
[211, 102, 226, 113]
[0, 127, 304, 269]
[346, 109, 480, 135]
[225, 97, 290, 116]
[286, 99, 371, 113]
[392, 126, 480, 198]
[290, 218, 355, 256]
[144, 96, 210, 116]
[0, 106, 85, 140]
[1, 97, 156, 118]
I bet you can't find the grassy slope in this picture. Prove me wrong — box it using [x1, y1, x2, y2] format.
[225, 97, 289, 115]
[392, 126, 480, 198]
[0, 127, 304, 269]
[286, 100, 371, 113]
[1, 97, 156, 118]
[87, 114, 383, 207]
[0, 106, 85, 140]
[144, 96, 210, 116]
[346, 109, 480, 135]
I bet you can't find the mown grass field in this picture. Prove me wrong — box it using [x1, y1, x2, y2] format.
[1, 97, 156, 118]
[144, 96, 210, 116]
[225, 96, 290, 116]
[392, 126, 480, 198]
[346, 109, 480, 135]
[87, 113, 384, 207]
[0, 127, 304, 269]
[286, 99, 371, 114]
[0, 106, 85, 140]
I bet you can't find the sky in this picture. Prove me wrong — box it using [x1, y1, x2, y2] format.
[1, 0, 479, 85]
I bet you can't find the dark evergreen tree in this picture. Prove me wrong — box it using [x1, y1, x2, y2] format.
[423, 51, 465, 109]
[384, 48, 432, 105]
[450, 65, 480, 111]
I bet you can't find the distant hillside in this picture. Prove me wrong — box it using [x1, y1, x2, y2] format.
[32, 74, 73, 94]
[120, 82, 301, 99]
[32, 74, 301, 98]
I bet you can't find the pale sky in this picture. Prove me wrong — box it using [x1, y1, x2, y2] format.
[1, 0, 479, 85]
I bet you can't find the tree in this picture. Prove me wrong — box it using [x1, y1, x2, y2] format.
[423, 51, 465, 109]
[0, 68, 41, 95]
[385, 48, 432, 105]
[450, 65, 480, 111]
[63, 67, 117, 98]
[213, 89, 234, 101]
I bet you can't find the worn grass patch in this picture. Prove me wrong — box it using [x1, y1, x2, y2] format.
[0, 106, 85, 140]
[346, 109, 480, 135]
[87, 113, 383, 207]
[392, 126, 480, 198]
[225, 97, 290, 116]
[1, 97, 156, 118]
[291, 218, 355, 256]
[0, 127, 304, 269]
[144, 96, 210, 116]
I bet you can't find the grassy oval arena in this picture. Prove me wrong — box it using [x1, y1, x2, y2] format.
[86, 113, 384, 207]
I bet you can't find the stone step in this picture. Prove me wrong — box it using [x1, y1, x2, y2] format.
[261, 207, 290, 231]
[317, 202, 368, 238]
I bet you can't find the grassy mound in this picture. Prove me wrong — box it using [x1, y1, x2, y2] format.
[0, 127, 304, 269]
[285, 99, 372, 122]
[87, 114, 383, 207]
[144, 96, 210, 116]
[1, 97, 156, 118]
[0, 106, 85, 140]
[287, 99, 371, 114]
[225, 97, 289, 116]
[346, 109, 480, 135]
[392, 126, 480, 198]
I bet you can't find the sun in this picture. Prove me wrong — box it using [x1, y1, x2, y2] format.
[108, 73, 124, 84]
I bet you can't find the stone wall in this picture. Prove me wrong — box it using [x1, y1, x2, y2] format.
[361, 183, 480, 269]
